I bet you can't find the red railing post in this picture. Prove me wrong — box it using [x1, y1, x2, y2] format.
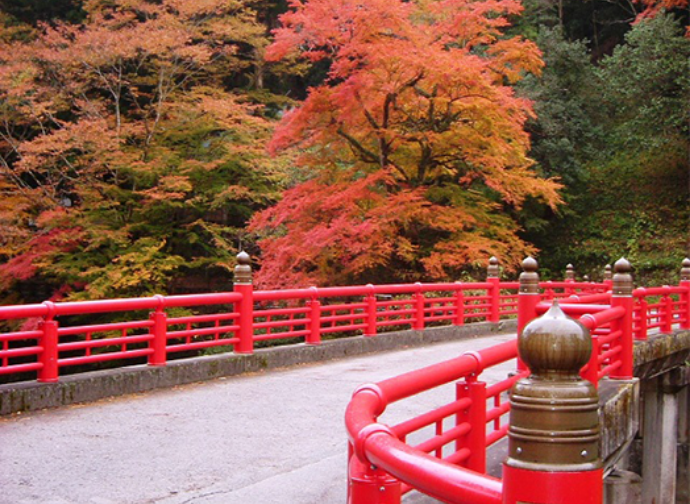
[487, 256, 500, 323]
[662, 286, 673, 334]
[148, 295, 167, 366]
[414, 282, 425, 330]
[610, 258, 633, 379]
[348, 453, 401, 504]
[635, 292, 648, 340]
[307, 287, 321, 345]
[456, 377, 487, 473]
[454, 282, 465, 326]
[38, 301, 59, 383]
[504, 303, 603, 504]
[365, 284, 377, 337]
[681, 258, 690, 330]
[517, 257, 540, 371]
[233, 251, 254, 354]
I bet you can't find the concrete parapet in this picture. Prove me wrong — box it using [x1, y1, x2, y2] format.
[599, 379, 640, 473]
[0, 319, 516, 416]
[634, 330, 690, 380]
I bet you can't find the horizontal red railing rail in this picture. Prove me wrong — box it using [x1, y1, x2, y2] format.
[0, 275, 637, 385]
[0, 280, 529, 383]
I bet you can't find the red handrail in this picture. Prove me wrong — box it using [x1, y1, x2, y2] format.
[346, 341, 516, 503]
[346, 270, 690, 503]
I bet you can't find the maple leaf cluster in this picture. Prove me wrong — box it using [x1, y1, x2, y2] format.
[0, 0, 285, 302]
[250, 0, 562, 288]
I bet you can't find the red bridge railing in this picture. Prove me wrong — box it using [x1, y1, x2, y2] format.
[0, 255, 537, 384]
[345, 256, 690, 504]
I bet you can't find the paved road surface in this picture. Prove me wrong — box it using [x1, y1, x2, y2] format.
[0, 332, 516, 504]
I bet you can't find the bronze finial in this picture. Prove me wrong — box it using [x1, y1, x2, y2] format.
[507, 301, 600, 471]
[519, 257, 539, 294]
[681, 258, 690, 282]
[612, 257, 633, 296]
[233, 250, 253, 285]
[565, 264, 575, 281]
[487, 256, 500, 279]
[604, 264, 612, 281]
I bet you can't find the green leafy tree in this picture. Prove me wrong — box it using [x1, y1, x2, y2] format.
[0, 0, 287, 301]
[526, 14, 689, 280]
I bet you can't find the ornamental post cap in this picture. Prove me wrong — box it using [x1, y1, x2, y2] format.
[519, 257, 539, 294]
[487, 256, 500, 278]
[522, 256, 538, 272]
[233, 250, 252, 284]
[682, 258, 690, 281]
[612, 257, 633, 296]
[507, 300, 600, 471]
[236, 250, 251, 265]
[614, 257, 631, 274]
[604, 264, 612, 280]
[565, 264, 575, 280]
[518, 301, 591, 376]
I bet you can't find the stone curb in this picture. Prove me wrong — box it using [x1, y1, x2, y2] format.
[0, 319, 517, 416]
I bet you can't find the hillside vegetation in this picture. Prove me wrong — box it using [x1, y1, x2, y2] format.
[0, 0, 687, 304]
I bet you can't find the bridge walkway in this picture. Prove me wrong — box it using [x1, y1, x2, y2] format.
[0, 332, 516, 504]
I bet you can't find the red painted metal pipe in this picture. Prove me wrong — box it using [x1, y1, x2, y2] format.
[578, 306, 625, 330]
[365, 432, 502, 504]
[376, 340, 517, 404]
[537, 303, 612, 315]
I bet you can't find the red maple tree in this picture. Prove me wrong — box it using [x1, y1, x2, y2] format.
[251, 0, 562, 288]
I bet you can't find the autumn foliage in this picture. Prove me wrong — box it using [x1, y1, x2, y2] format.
[250, 0, 562, 288]
[0, 0, 282, 301]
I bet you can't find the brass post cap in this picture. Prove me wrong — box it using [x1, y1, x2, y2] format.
[518, 301, 591, 376]
[565, 264, 575, 280]
[604, 264, 612, 280]
[681, 258, 690, 281]
[233, 250, 253, 284]
[519, 257, 539, 294]
[508, 301, 600, 470]
[612, 257, 633, 296]
[487, 256, 500, 278]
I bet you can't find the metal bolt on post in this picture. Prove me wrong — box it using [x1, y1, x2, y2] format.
[503, 301, 603, 504]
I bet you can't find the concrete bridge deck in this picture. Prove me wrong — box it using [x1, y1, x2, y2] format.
[0, 332, 517, 504]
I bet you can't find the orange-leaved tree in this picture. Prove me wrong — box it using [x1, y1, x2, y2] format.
[250, 0, 562, 288]
[0, 0, 286, 302]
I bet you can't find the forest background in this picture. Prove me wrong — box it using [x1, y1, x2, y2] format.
[0, 0, 687, 307]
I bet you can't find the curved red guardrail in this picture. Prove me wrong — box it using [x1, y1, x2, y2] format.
[345, 268, 690, 503]
[346, 340, 518, 503]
